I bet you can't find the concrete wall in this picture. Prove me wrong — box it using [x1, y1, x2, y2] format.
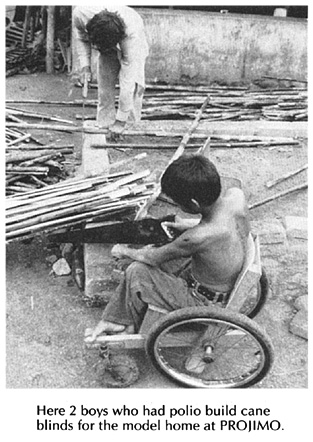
[138, 8, 307, 84]
[73, 8, 307, 85]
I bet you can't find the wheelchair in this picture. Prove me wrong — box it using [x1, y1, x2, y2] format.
[84, 234, 273, 388]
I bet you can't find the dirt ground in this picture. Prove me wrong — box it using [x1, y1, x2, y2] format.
[6, 73, 308, 389]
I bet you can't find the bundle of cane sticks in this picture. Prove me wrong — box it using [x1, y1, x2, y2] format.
[6, 170, 156, 242]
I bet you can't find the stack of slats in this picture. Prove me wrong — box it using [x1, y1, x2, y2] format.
[6, 170, 155, 242]
[5, 108, 77, 195]
[6, 23, 34, 77]
[6, 149, 74, 196]
[142, 85, 308, 122]
[6, 46, 33, 77]
[70, 83, 307, 122]
[5, 22, 31, 46]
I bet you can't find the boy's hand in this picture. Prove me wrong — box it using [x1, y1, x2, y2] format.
[162, 215, 199, 232]
[111, 244, 129, 259]
[79, 66, 92, 85]
[85, 320, 107, 342]
[111, 244, 156, 263]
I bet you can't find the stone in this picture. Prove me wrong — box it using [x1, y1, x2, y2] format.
[52, 258, 71, 276]
[251, 219, 286, 244]
[284, 216, 307, 240]
[45, 254, 58, 265]
[289, 309, 308, 340]
[294, 295, 308, 312]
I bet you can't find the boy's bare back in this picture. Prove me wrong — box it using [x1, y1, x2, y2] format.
[183, 187, 250, 292]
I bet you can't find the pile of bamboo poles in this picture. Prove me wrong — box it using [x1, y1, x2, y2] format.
[6, 22, 31, 46]
[72, 83, 308, 122]
[6, 46, 33, 77]
[142, 85, 308, 122]
[6, 169, 156, 242]
[262, 101, 307, 121]
[5, 108, 77, 195]
[5, 20, 39, 77]
[6, 84, 307, 123]
[6, 148, 74, 196]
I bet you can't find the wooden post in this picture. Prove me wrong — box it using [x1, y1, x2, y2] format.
[21, 6, 31, 48]
[46, 6, 56, 74]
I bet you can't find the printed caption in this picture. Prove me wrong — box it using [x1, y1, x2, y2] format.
[36, 404, 285, 433]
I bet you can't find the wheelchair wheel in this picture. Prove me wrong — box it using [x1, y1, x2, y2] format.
[240, 267, 269, 318]
[146, 306, 274, 388]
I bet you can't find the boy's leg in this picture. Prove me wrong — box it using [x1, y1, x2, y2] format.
[127, 83, 145, 123]
[97, 50, 120, 128]
[102, 261, 197, 332]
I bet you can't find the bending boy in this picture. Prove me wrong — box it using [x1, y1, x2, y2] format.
[87, 154, 250, 340]
[73, 6, 148, 135]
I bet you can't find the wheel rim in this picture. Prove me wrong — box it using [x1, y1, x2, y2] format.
[153, 317, 268, 388]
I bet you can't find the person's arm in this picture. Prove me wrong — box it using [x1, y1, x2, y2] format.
[111, 229, 206, 266]
[72, 9, 92, 71]
[162, 214, 201, 232]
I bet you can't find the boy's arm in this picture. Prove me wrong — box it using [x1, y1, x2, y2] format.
[111, 228, 209, 266]
[72, 9, 92, 70]
[162, 214, 201, 232]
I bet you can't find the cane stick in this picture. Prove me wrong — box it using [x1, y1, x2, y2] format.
[135, 95, 210, 220]
[249, 182, 307, 210]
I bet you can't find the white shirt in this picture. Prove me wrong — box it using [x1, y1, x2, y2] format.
[73, 5, 149, 89]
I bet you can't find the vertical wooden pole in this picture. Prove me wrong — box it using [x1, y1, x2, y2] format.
[46, 6, 55, 74]
[21, 6, 31, 48]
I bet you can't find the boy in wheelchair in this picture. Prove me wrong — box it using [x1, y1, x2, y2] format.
[87, 154, 251, 341]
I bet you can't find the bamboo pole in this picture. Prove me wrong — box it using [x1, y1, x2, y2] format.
[197, 136, 211, 156]
[30, 176, 49, 187]
[266, 164, 308, 188]
[6, 151, 67, 164]
[6, 133, 32, 146]
[6, 144, 74, 155]
[6, 99, 97, 106]
[21, 6, 31, 48]
[6, 122, 79, 133]
[46, 6, 56, 74]
[135, 95, 211, 220]
[6, 108, 74, 125]
[249, 183, 307, 210]
[19, 153, 62, 167]
[92, 143, 204, 150]
[6, 113, 26, 124]
[6, 166, 49, 175]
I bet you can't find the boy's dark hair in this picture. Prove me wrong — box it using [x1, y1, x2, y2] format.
[86, 10, 126, 51]
[161, 154, 221, 207]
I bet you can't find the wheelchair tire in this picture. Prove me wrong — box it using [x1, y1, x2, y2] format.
[146, 306, 274, 388]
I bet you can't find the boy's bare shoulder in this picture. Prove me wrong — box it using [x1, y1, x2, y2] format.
[224, 187, 247, 210]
